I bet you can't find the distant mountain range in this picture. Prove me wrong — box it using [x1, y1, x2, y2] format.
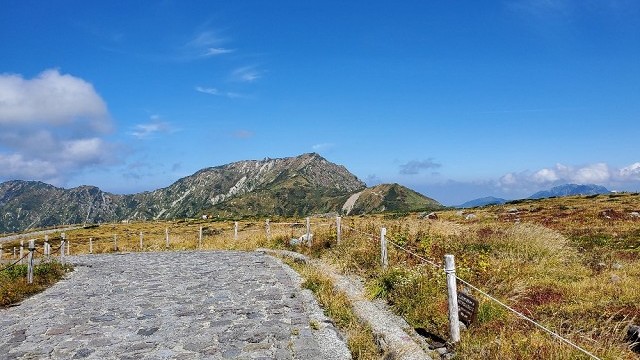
[458, 183, 611, 208]
[528, 183, 610, 199]
[0, 153, 443, 233]
[459, 196, 508, 208]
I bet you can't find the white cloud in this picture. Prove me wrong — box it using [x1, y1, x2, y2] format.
[129, 117, 174, 139]
[203, 48, 234, 57]
[0, 69, 117, 185]
[496, 162, 640, 193]
[185, 31, 234, 59]
[619, 162, 640, 180]
[312, 143, 335, 151]
[532, 168, 559, 183]
[0, 69, 109, 131]
[196, 86, 247, 99]
[195, 86, 220, 95]
[231, 66, 261, 82]
[572, 163, 610, 183]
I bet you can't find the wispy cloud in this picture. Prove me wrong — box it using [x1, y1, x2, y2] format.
[399, 159, 442, 175]
[231, 66, 262, 82]
[312, 143, 335, 151]
[195, 86, 247, 99]
[203, 47, 235, 57]
[184, 30, 234, 59]
[195, 86, 220, 95]
[129, 116, 175, 139]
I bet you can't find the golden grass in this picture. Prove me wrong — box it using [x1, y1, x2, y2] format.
[286, 259, 382, 360]
[1, 193, 639, 358]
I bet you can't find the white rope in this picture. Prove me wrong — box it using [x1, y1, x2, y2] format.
[454, 276, 601, 360]
[385, 239, 441, 270]
[340, 223, 602, 359]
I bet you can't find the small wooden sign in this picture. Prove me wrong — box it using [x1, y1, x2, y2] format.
[457, 292, 479, 326]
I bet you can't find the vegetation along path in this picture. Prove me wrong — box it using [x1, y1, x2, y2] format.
[0, 251, 351, 359]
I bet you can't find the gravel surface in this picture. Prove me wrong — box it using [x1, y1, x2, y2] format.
[0, 251, 351, 359]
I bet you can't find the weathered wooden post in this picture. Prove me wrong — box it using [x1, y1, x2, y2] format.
[445, 254, 461, 343]
[113, 234, 118, 251]
[27, 240, 35, 284]
[380, 228, 388, 269]
[306, 217, 311, 247]
[44, 235, 50, 258]
[199, 226, 203, 249]
[0, 244, 3, 260]
[89, 237, 93, 254]
[234, 222, 238, 241]
[60, 235, 66, 265]
[265, 219, 271, 240]
[20, 240, 24, 264]
[139, 232, 143, 250]
[165, 227, 170, 248]
[13, 247, 17, 259]
[336, 216, 342, 244]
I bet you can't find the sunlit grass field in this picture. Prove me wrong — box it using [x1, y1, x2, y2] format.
[1, 192, 638, 359]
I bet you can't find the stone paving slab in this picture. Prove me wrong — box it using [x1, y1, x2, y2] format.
[0, 251, 351, 359]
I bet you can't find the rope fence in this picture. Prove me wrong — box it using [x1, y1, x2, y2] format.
[338, 222, 602, 360]
[0, 216, 603, 358]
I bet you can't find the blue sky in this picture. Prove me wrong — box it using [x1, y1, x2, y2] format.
[1, 1, 639, 205]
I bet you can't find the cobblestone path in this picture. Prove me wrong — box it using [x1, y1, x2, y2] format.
[0, 251, 351, 359]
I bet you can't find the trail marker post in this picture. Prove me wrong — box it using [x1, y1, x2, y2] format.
[89, 238, 93, 254]
[27, 240, 35, 284]
[44, 235, 50, 258]
[199, 226, 203, 249]
[380, 228, 388, 269]
[140, 232, 143, 250]
[165, 228, 169, 249]
[114, 234, 118, 251]
[445, 254, 461, 343]
[60, 235, 66, 265]
[234, 222, 238, 241]
[306, 217, 311, 247]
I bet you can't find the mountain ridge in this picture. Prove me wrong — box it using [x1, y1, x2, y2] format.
[0, 153, 442, 233]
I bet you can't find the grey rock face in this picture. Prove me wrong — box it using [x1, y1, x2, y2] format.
[0, 251, 350, 359]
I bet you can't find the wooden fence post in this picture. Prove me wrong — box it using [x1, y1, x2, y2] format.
[380, 228, 388, 269]
[165, 227, 170, 248]
[13, 247, 17, 259]
[445, 254, 461, 343]
[234, 222, 238, 241]
[306, 217, 311, 247]
[113, 234, 118, 251]
[20, 240, 24, 264]
[27, 240, 35, 284]
[199, 226, 203, 249]
[265, 219, 271, 240]
[0, 244, 3, 260]
[336, 216, 342, 244]
[140, 232, 143, 250]
[89, 238, 93, 254]
[44, 235, 50, 258]
[60, 235, 65, 265]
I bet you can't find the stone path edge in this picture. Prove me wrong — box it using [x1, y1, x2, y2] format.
[256, 248, 436, 360]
